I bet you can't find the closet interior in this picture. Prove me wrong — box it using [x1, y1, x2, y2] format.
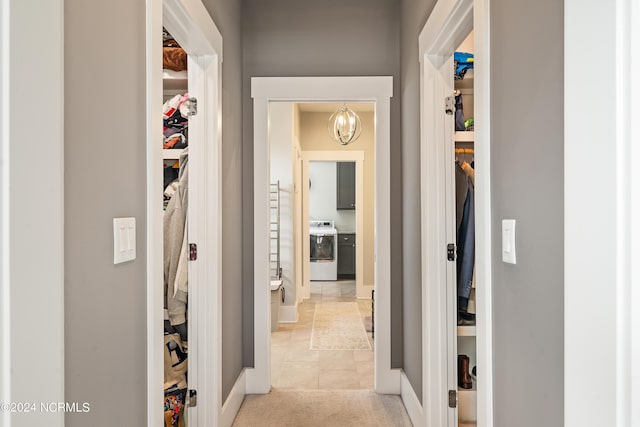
[453, 31, 477, 427]
[162, 28, 190, 427]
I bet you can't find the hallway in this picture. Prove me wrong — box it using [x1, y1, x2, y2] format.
[271, 280, 374, 389]
[232, 389, 412, 427]
[231, 281, 411, 426]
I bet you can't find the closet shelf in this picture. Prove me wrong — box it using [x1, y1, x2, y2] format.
[163, 149, 185, 160]
[454, 131, 475, 142]
[457, 325, 476, 337]
[163, 70, 188, 91]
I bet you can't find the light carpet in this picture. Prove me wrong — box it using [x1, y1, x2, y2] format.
[310, 302, 371, 350]
[232, 389, 412, 427]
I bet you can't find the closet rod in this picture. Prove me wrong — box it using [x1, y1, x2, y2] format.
[454, 148, 474, 154]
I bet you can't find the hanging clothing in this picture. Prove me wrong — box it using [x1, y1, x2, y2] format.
[460, 160, 476, 305]
[455, 94, 466, 131]
[460, 160, 475, 184]
[455, 162, 469, 231]
[456, 161, 475, 315]
[164, 149, 189, 326]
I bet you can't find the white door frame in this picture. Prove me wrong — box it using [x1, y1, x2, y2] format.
[145, 1, 224, 426]
[301, 151, 367, 301]
[418, 0, 492, 426]
[248, 76, 399, 394]
[1, 1, 65, 425]
[565, 0, 639, 425]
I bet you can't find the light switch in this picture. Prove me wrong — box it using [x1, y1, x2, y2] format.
[502, 219, 516, 264]
[113, 217, 136, 264]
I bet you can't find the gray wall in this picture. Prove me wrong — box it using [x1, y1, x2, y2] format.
[64, 1, 147, 425]
[400, 0, 437, 403]
[399, 0, 564, 416]
[490, 0, 564, 425]
[242, 0, 403, 368]
[64, 2, 244, 426]
[201, 0, 244, 402]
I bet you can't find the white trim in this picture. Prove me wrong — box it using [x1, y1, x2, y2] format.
[186, 52, 224, 427]
[146, 1, 224, 426]
[163, 0, 223, 58]
[300, 151, 365, 162]
[302, 160, 311, 300]
[630, 2, 640, 424]
[300, 150, 366, 299]
[278, 305, 299, 323]
[145, 1, 164, 426]
[249, 76, 399, 395]
[420, 49, 452, 427]
[473, 1, 493, 425]
[1, 1, 11, 423]
[1, 0, 65, 425]
[220, 369, 247, 427]
[565, 0, 636, 425]
[419, 0, 493, 426]
[615, 2, 631, 426]
[249, 93, 272, 393]
[401, 370, 425, 427]
[418, 0, 473, 58]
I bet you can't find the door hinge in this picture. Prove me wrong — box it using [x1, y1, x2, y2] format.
[187, 389, 197, 407]
[447, 243, 456, 261]
[445, 96, 455, 115]
[185, 97, 198, 116]
[189, 243, 197, 261]
[448, 389, 457, 408]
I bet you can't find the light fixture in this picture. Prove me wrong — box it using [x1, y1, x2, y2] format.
[328, 104, 362, 145]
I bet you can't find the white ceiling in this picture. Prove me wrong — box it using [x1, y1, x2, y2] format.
[296, 102, 375, 113]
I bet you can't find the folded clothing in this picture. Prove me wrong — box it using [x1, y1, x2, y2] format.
[163, 94, 189, 132]
[164, 391, 186, 427]
[164, 133, 187, 150]
[163, 93, 189, 121]
[163, 47, 187, 72]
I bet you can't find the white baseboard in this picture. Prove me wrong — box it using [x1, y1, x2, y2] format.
[401, 370, 424, 427]
[279, 305, 298, 323]
[220, 368, 247, 427]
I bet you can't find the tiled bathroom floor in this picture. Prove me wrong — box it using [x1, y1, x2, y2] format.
[270, 280, 374, 390]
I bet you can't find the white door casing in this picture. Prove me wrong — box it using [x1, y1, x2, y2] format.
[248, 76, 398, 395]
[565, 0, 639, 425]
[418, 0, 493, 426]
[1, 1, 65, 426]
[145, 0, 224, 426]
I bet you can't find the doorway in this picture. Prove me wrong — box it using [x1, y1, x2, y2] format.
[268, 101, 374, 389]
[248, 76, 398, 395]
[145, 0, 224, 425]
[418, 0, 492, 426]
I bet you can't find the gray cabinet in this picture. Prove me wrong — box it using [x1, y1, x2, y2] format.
[337, 233, 356, 279]
[336, 161, 356, 210]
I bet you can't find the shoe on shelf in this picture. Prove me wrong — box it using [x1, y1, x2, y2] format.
[458, 355, 473, 389]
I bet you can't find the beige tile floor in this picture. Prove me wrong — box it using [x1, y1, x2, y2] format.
[270, 280, 374, 390]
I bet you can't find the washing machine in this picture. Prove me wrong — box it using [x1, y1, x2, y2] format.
[309, 220, 338, 281]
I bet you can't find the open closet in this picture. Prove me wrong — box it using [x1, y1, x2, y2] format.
[418, 1, 490, 424]
[147, 1, 223, 424]
[162, 28, 190, 427]
[452, 32, 477, 427]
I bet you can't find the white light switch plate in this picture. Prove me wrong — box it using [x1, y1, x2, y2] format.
[502, 219, 516, 264]
[113, 217, 136, 264]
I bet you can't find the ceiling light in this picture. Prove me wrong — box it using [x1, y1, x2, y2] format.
[328, 105, 362, 145]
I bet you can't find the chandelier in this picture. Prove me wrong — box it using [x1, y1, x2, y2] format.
[328, 105, 362, 145]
